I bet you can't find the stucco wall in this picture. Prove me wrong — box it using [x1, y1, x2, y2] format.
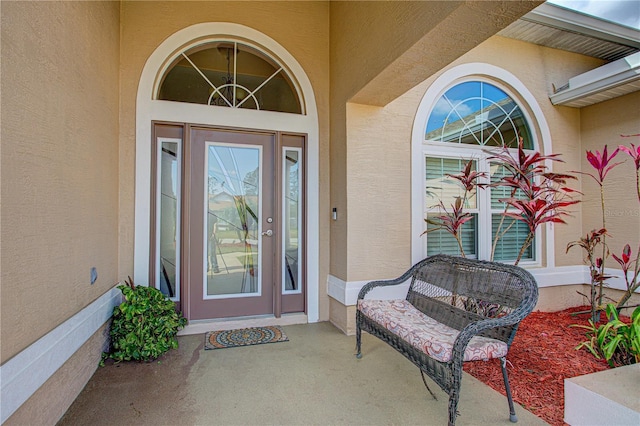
[579, 91, 640, 254]
[5, 324, 110, 425]
[1, 1, 120, 363]
[118, 1, 331, 319]
[344, 35, 606, 281]
[328, 1, 542, 281]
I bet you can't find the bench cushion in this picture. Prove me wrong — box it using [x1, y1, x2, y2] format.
[358, 299, 508, 363]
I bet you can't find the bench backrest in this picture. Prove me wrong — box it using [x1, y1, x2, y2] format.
[406, 254, 538, 345]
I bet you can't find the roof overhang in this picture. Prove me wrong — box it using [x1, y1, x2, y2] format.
[523, 3, 640, 52]
[500, 2, 640, 108]
[550, 52, 640, 107]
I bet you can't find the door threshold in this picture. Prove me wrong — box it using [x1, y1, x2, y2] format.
[177, 313, 308, 336]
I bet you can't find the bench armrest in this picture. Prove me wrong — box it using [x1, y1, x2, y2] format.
[357, 268, 415, 300]
[451, 296, 535, 364]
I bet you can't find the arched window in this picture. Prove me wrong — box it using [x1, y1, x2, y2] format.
[418, 75, 542, 264]
[158, 41, 303, 114]
[426, 81, 533, 148]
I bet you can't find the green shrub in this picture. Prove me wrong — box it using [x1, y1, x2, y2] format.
[105, 278, 187, 362]
[573, 304, 640, 367]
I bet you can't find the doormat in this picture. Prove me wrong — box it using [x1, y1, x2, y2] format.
[204, 325, 289, 350]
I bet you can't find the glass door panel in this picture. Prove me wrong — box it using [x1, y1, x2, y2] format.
[205, 144, 262, 298]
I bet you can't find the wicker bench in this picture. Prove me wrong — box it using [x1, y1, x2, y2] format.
[355, 254, 538, 426]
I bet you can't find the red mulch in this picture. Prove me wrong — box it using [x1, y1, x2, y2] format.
[463, 306, 613, 426]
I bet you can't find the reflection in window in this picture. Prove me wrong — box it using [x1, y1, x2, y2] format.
[426, 81, 532, 148]
[425, 157, 478, 258]
[157, 140, 181, 299]
[283, 149, 302, 293]
[205, 144, 261, 298]
[158, 41, 302, 114]
[490, 162, 533, 262]
[422, 79, 538, 264]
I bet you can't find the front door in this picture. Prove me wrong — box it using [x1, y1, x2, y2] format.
[188, 127, 276, 319]
[151, 124, 306, 321]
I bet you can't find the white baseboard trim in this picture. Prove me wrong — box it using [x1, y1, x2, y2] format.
[327, 265, 636, 306]
[0, 286, 121, 424]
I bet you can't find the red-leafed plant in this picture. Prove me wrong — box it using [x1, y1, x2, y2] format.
[615, 136, 640, 310]
[580, 145, 623, 307]
[567, 229, 611, 322]
[425, 138, 579, 266]
[487, 138, 579, 264]
[569, 135, 640, 321]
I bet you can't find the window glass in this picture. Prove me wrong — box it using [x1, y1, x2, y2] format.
[492, 215, 533, 261]
[158, 41, 302, 114]
[157, 140, 181, 300]
[426, 214, 477, 257]
[425, 157, 478, 209]
[426, 81, 533, 149]
[423, 79, 537, 264]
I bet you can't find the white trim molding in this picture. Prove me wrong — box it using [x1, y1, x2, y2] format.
[329, 266, 637, 307]
[0, 286, 121, 424]
[327, 274, 410, 306]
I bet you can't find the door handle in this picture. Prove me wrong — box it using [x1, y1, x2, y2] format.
[262, 229, 273, 237]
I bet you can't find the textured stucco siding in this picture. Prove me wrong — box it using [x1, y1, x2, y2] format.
[328, 2, 542, 281]
[1, 0, 121, 363]
[118, 0, 331, 320]
[580, 91, 640, 255]
[343, 35, 609, 281]
[4, 324, 110, 425]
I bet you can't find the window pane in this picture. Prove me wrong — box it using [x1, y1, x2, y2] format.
[425, 157, 477, 209]
[426, 213, 477, 257]
[283, 149, 302, 293]
[157, 141, 180, 299]
[158, 42, 301, 114]
[206, 144, 261, 297]
[490, 162, 528, 209]
[492, 214, 533, 261]
[426, 81, 533, 149]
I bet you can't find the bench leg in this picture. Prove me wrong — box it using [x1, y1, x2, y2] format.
[448, 362, 462, 426]
[447, 390, 460, 426]
[500, 357, 518, 423]
[355, 316, 362, 359]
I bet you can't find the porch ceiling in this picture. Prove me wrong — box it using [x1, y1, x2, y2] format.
[349, 1, 544, 106]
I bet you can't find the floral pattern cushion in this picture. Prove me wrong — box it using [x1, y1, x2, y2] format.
[358, 299, 508, 363]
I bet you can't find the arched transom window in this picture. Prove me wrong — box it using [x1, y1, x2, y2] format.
[426, 81, 533, 148]
[158, 41, 303, 114]
[423, 79, 538, 264]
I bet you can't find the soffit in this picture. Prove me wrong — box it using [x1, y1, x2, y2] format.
[498, 3, 640, 108]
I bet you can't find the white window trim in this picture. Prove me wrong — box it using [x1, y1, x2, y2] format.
[412, 63, 553, 268]
[135, 23, 320, 322]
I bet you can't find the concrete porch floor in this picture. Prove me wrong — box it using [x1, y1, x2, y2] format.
[57, 322, 547, 425]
